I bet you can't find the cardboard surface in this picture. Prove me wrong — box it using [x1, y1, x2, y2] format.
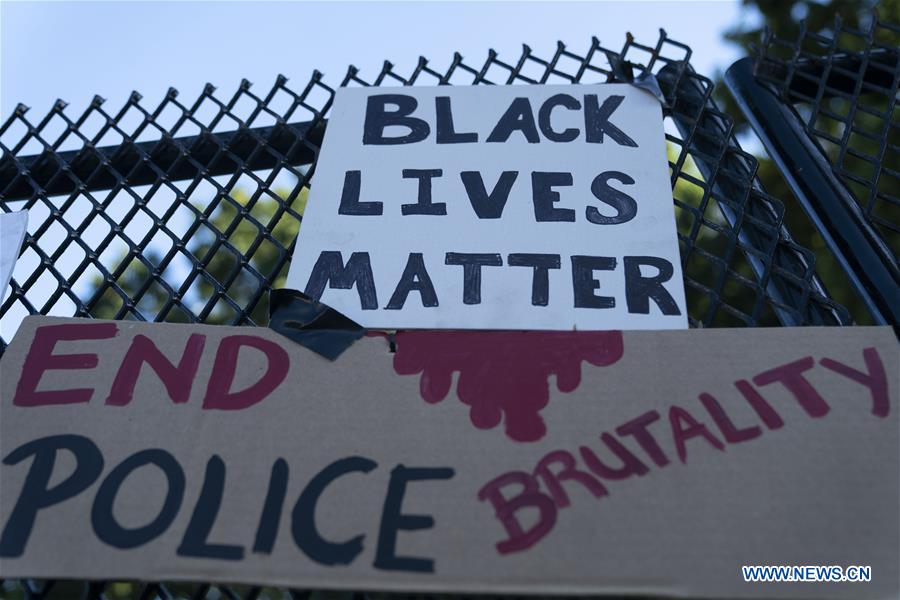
[0, 316, 897, 598]
[285, 84, 687, 330]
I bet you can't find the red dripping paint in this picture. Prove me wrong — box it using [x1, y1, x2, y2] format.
[392, 331, 625, 443]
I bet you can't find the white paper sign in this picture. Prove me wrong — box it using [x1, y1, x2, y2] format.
[286, 85, 687, 330]
[0, 211, 28, 302]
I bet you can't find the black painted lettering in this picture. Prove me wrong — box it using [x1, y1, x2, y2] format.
[386, 253, 439, 310]
[252, 458, 288, 555]
[587, 171, 637, 225]
[532, 172, 575, 222]
[91, 449, 185, 549]
[445, 253, 503, 304]
[292, 456, 377, 566]
[624, 256, 681, 315]
[373, 465, 455, 573]
[538, 94, 581, 142]
[508, 253, 561, 306]
[0, 435, 103, 558]
[571, 255, 616, 309]
[436, 97, 477, 144]
[401, 169, 446, 216]
[338, 170, 382, 216]
[304, 251, 378, 310]
[460, 171, 518, 219]
[486, 98, 540, 143]
[584, 95, 638, 147]
[363, 94, 429, 145]
[177, 455, 243, 560]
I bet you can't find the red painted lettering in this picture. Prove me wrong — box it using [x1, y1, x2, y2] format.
[534, 450, 607, 507]
[753, 357, 829, 417]
[698, 392, 762, 443]
[668, 405, 725, 463]
[106, 334, 206, 406]
[13, 323, 118, 406]
[477, 471, 556, 555]
[202, 335, 290, 410]
[734, 379, 784, 430]
[820, 348, 889, 417]
[615, 410, 670, 467]
[579, 433, 649, 479]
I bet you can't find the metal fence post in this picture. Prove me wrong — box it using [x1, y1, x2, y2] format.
[725, 56, 900, 326]
[658, 61, 847, 327]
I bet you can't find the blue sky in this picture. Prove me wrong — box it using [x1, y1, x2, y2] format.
[0, 0, 755, 339]
[2, 1, 751, 121]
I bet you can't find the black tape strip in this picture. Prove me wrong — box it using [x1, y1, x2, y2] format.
[606, 51, 669, 108]
[268, 288, 365, 361]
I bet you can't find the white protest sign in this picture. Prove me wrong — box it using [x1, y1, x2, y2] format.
[0, 211, 28, 302]
[286, 84, 687, 330]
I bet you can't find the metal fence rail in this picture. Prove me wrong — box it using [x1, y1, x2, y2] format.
[757, 14, 899, 251]
[0, 30, 851, 600]
[726, 12, 899, 325]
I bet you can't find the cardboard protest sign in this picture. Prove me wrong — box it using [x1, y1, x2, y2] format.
[285, 85, 687, 330]
[1, 317, 897, 598]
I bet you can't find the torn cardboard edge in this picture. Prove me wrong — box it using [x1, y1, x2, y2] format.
[268, 288, 365, 361]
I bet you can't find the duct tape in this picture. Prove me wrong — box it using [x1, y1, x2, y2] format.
[606, 52, 669, 108]
[268, 288, 365, 361]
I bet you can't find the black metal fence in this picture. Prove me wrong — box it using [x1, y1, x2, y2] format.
[0, 29, 851, 357]
[0, 19, 896, 600]
[758, 14, 898, 253]
[726, 11, 899, 325]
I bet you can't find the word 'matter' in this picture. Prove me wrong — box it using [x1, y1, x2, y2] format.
[304, 251, 680, 314]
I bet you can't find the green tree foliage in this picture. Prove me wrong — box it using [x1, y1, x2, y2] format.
[89, 186, 307, 325]
[87, 145, 760, 327]
[87, 0, 897, 326]
[714, 0, 899, 323]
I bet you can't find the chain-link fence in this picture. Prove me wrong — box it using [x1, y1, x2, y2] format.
[0, 30, 850, 355]
[0, 22, 891, 599]
[726, 11, 899, 324]
[757, 14, 898, 253]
